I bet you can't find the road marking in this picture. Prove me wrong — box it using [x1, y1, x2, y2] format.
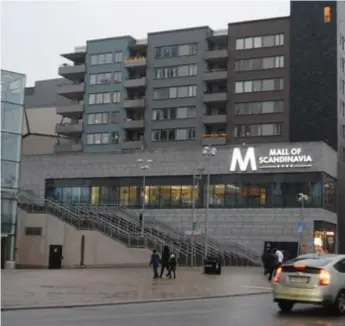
[242, 285, 272, 290]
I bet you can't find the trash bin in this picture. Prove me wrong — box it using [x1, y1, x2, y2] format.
[203, 257, 221, 275]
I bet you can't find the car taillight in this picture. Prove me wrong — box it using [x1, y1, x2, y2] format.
[319, 269, 330, 286]
[272, 267, 282, 283]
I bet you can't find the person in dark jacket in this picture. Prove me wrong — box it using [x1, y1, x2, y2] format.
[149, 250, 160, 278]
[267, 249, 279, 281]
[167, 254, 177, 279]
[261, 250, 270, 275]
[160, 245, 170, 278]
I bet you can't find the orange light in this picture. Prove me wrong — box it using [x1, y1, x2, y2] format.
[324, 6, 331, 23]
[319, 269, 330, 286]
[272, 267, 282, 283]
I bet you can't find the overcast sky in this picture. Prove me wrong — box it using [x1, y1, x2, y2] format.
[1, 0, 290, 86]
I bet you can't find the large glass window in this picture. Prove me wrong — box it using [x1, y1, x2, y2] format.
[120, 186, 129, 206]
[71, 187, 81, 203]
[100, 187, 110, 204]
[128, 186, 138, 207]
[1, 161, 20, 189]
[1, 132, 21, 162]
[1, 102, 23, 134]
[181, 185, 192, 207]
[171, 186, 181, 207]
[80, 187, 90, 203]
[90, 187, 100, 205]
[149, 186, 160, 208]
[160, 186, 171, 208]
[1, 199, 16, 225]
[63, 187, 72, 204]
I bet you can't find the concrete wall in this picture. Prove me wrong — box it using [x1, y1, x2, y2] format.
[16, 208, 151, 268]
[135, 207, 337, 254]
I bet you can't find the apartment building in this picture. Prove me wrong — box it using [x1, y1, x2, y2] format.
[20, 1, 345, 257]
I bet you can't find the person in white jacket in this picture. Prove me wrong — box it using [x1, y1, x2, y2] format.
[276, 249, 284, 266]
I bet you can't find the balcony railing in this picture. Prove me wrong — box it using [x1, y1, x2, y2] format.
[204, 92, 227, 103]
[202, 133, 228, 146]
[204, 69, 227, 81]
[202, 114, 227, 124]
[124, 57, 147, 68]
[204, 49, 228, 61]
[124, 77, 146, 88]
[55, 142, 82, 153]
[124, 97, 145, 108]
[55, 122, 83, 134]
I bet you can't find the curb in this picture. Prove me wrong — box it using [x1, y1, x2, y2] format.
[1, 290, 272, 312]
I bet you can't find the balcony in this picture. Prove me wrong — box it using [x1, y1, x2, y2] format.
[61, 46, 86, 62]
[56, 103, 83, 118]
[204, 92, 227, 103]
[202, 134, 227, 146]
[123, 119, 145, 129]
[124, 98, 145, 109]
[124, 77, 146, 88]
[124, 57, 147, 68]
[122, 140, 143, 150]
[202, 114, 227, 124]
[58, 64, 85, 80]
[55, 122, 82, 135]
[204, 69, 227, 81]
[204, 49, 228, 61]
[55, 142, 82, 153]
[57, 82, 84, 99]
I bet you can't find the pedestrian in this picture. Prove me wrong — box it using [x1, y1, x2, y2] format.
[160, 245, 170, 278]
[149, 249, 160, 279]
[267, 248, 279, 281]
[276, 249, 284, 269]
[167, 254, 177, 279]
[139, 213, 143, 229]
[261, 249, 270, 275]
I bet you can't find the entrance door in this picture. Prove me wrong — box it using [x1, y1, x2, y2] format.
[1, 237, 7, 269]
[48, 245, 63, 269]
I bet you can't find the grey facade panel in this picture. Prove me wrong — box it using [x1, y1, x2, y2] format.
[25, 78, 73, 109]
[145, 28, 210, 149]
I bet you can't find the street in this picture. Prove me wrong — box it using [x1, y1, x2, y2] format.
[2, 294, 345, 326]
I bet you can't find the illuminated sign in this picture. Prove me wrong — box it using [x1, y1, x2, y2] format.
[229, 147, 313, 172]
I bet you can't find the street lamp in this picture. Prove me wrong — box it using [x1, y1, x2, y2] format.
[297, 193, 309, 255]
[202, 146, 217, 259]
[137, 158, 153, 235]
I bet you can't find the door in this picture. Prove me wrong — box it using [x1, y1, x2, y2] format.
[1, 237, 7, 269]
[48, 245, 63, 269]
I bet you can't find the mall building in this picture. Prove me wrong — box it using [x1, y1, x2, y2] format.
[17, 1, 344, 267]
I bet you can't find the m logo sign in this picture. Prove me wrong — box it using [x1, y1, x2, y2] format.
[229, 147, 257, 172]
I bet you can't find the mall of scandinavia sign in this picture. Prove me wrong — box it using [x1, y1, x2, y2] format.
[229, 147, 313, 172]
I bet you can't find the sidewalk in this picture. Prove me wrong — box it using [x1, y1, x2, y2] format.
[1, 267, 272, 310]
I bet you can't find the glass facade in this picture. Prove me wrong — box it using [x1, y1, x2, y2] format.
[45, 172, 336, 212]
[1, 70, 26, 265]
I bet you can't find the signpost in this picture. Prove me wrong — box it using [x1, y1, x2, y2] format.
[297, 220, 304, 233]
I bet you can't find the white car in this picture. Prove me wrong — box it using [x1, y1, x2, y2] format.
[272, 254, 345, 314]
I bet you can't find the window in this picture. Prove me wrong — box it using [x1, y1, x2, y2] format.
[111, 111, 120, 123]
[90, 53, 113, 65]
[235, 33, 284, 50]
[89, 73, 112, 85]
[114, 72, 122, 82]
[155, 44, 197, 58]
[341, 101, 345, 117]
[86, 133, 110, 145]
[234, 123, 283, 137]
[88, 92, 111, 105]
[234, 79, 284, 93]
[1, 132, 21, 162]
[341, 124, 345, 138]
[25, 227, 42, 236]
[151, 128, 196, 141]
[342, 35, 345, 51]
[1, 161, 20, 188]
[154, 64, 198, 79]
[1, 102, 23, 133]
[334, 259, 345, 273]
[152, 107, 196, 120]
[235, 101, 284, 115]
[341, 79, 345, 95]
[114, 51, 123, 63]
[342, 147, 345, 162]
[110, 131, 120, 144]
[153, 86, 197, 99]
[87, 113, 109, 125]
[324, 6, 331, 23]
[113, 92, 121, 103]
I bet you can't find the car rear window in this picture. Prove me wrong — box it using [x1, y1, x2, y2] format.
[286, 258, 334, 268]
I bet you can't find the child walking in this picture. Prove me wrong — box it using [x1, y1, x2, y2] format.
[167, 254, 177, 279]
[149, 249, 160, 279]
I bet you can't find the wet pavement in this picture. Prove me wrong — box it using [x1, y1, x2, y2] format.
[3, 294, 345, 326]
[1, 267, 272, 309]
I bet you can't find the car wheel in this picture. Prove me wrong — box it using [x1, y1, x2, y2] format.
[278, 301, 294, 313]
[335, 290, 345, 315]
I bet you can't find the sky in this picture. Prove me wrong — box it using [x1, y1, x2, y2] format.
[1, 0, 290, 86]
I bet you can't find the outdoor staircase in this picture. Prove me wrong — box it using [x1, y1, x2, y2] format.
[18, 192, 262, 267]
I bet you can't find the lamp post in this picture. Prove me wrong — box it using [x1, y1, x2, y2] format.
[191, 167, 204, 266]
[202, 146, 217, 259]
[137, 158, 152, 235]
[297, 193, 309, 255]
